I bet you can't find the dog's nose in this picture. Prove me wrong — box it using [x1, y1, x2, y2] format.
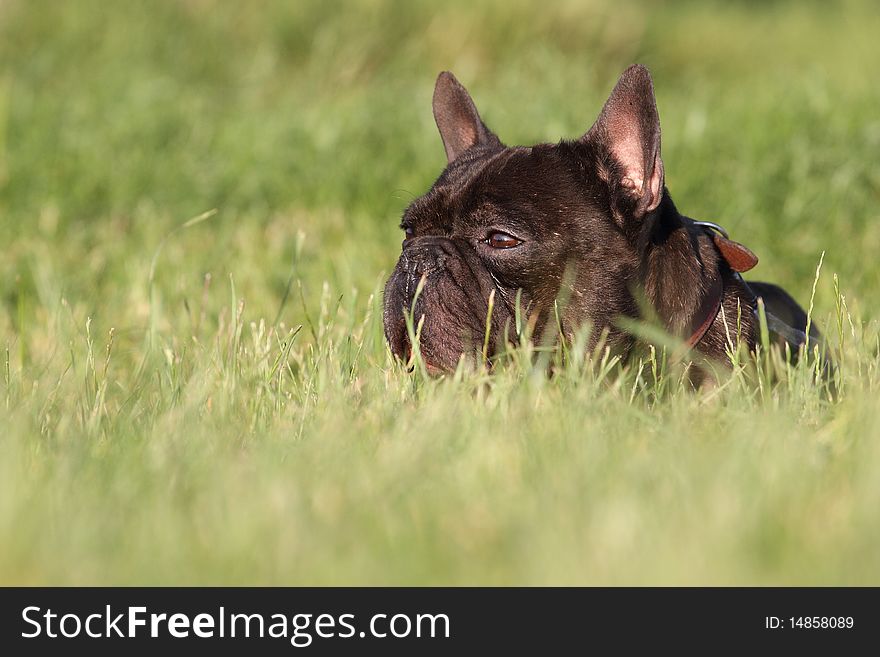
[402, 235, 449, 250]
[400, 235, 455, 277]
[402, 235, 458, 256]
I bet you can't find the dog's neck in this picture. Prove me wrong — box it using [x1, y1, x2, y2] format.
[638, 193, 728, 348]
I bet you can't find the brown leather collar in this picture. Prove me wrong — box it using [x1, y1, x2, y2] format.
[685, 274, 723, 348]
[685, 221, 759, 349]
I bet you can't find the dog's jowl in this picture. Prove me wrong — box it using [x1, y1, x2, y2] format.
[383, 65, 820, 374]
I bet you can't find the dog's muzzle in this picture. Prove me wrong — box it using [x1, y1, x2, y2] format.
[383, 236, 513, 373]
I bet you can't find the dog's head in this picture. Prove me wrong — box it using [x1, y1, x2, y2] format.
[383, 65, 666, 373]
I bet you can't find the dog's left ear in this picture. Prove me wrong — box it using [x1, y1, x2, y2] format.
[584, 65, 664, 218]
[433, 71, 502, 163]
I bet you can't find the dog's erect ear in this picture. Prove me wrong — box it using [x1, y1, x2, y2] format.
[433, 71, 501, 163]
[584, 65, 664, 217]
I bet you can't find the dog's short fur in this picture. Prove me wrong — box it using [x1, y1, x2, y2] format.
[383, 66, 820, 374]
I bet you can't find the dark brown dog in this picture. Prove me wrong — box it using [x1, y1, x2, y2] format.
[383, 65, 820, 373]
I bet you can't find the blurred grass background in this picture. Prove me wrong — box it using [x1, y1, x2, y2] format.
[1, 0, 879, 584]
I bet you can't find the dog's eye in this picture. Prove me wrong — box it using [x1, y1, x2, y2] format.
[403, 226, 414, 240]
[486, 231, 522, 249]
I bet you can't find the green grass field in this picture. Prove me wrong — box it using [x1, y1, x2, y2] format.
[2, 0, 879, 585]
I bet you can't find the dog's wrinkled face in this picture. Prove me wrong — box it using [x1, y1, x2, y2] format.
[383, 66, 665, 372]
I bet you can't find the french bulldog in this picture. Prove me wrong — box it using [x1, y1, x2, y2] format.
[383, 65, 820, 374]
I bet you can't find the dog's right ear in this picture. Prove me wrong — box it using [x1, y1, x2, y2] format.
[583, 65, 664, 219]
[433, 71, 501, 163]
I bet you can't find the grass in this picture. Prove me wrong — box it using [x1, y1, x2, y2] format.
[1, 0, 880, 585]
